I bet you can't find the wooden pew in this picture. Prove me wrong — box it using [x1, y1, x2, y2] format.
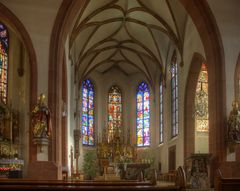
[174, 166, 188, 191]
[0, 179, 180, 191]
[215, 169, 240, 191]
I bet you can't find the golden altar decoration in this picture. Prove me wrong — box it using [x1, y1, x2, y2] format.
[97, 126, 137, 179]
[0, 101, 21, 178]
[97, 127, 136, 163]
[31, 93, 51, 139]
[31, 93, 52, 154]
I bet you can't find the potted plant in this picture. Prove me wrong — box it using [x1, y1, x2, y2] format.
[82, 151, 98, 180]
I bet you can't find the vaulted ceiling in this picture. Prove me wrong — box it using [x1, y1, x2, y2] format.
[69, 0, 188, 85]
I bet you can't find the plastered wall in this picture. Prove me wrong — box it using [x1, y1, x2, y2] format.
[0, 0, 62, 96]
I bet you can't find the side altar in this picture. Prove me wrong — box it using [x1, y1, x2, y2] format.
[0, 101, 23, 178]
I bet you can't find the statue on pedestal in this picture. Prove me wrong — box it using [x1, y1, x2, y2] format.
[31, 94, 51, 157]
[32, 94, 51, 139]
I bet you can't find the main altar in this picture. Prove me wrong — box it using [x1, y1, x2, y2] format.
[97, 126, 136, 179]
[95, 123, 153, 181]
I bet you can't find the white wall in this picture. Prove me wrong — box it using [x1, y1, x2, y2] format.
[208, 0, 240, 115]
[156, 15, 206, 173]
[1, 0, 62, 96]
[208, 0, 240, 161]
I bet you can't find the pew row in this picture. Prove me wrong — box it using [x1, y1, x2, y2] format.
[0, 167, 188, 191]
[0, 179, 179, 191]
[215, 168, 240, 191]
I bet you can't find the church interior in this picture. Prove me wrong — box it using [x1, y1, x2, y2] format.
[0, 0, 240, 190]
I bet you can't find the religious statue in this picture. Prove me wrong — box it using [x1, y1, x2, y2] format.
[227, 101, 240, 143]
[32, 94, 52, 138]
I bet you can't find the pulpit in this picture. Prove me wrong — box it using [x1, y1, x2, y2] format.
[186, 153, 212, 189]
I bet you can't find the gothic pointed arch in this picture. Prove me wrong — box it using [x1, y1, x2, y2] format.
[234, 53, 240, 101]
[180, 0, 226, 162]
[49, 0, 226, 178]
[0, 2, 37, 163]
[234, 53, 240, 160]
[184, 53, 207, 158]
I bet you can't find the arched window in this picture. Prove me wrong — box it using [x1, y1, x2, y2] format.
[195, 63, 209, 132]
[81, 79, 94, 146]
[0, 23, 8, 104]
[108, 85, 122, 142]
[171, 51, 178, 137]
[136, 81, 150, 147]
[159, 80, 164, 143]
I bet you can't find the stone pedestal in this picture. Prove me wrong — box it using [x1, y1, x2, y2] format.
[33, 137, 49, 161]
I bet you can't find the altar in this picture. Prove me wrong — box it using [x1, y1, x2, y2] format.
[117, 162, 151, 180]
[96, 122, 139, 181]
[0, 101, 22, 179]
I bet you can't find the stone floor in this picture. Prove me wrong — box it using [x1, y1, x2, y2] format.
[156, 181, 214, 190]
[156, 181, 175, 187]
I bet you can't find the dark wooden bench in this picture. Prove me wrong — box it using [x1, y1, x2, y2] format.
[215, 169, 240, 191]
[0, 179, 179, 191]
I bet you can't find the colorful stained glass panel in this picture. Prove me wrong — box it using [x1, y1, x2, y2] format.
[108, 85, 122, 142]
[0, 23, 8, 104]
[81, 79, 94, 146]
[195, 64, 209, 132]
[136, 82, 150, 147]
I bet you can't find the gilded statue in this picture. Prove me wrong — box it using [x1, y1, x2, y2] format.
[32, 94, 52, 138]
[227, 101, 240, 143]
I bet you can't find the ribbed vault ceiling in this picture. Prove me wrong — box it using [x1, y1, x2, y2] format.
[69, 0, 188, 86]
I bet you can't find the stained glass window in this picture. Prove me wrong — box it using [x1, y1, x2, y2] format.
[108, 85, 122, 142]
[195, 63, 209, 132]
[171, 52, 178, 137]
[159, 80, 163, 143]
[136, 81, 150, 147]
[81, 79, 94, 146]
[0, 23, 8, 104]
